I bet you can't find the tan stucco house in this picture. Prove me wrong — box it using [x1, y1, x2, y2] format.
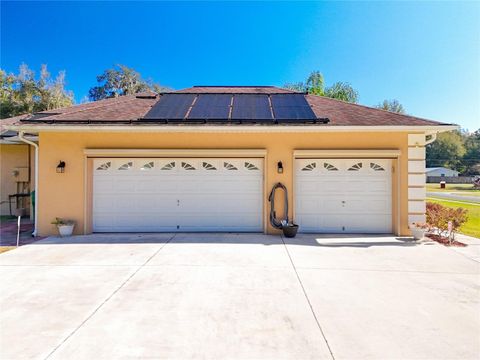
[3, 86, 457, 236]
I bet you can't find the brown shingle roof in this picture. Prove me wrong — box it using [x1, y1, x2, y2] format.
[1, 114, 27, 134]
[15, 92, 158, 122]
[306, 95, 445, 126]
[1, 87, 453, 127]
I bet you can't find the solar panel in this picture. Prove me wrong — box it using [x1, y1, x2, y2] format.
[270, 94, 317, 121]
[231, 94, 273, 121]
[188, 94, 231, 120]
[143, 93, 195, 120]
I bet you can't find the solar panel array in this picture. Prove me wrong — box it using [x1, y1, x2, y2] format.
[143, 93, 327, 124]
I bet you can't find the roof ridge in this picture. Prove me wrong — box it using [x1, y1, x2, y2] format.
[306, 94, 453, 125]
[192, 85, 277, 88]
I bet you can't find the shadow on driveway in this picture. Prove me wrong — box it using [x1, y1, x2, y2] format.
[28, 232, 419, 248]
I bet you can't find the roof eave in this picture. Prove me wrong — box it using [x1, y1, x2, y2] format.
[4, 124, 459, 134]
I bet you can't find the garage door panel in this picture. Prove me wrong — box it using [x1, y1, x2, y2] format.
[296, 196, 319, 213]
[180, 194, 261, 213]
[345, 200, 390, 213]
[296, 181, 318, 193]
[95, 197, 174, 215]
[94, 178, 116, 193]
[295, 214, 320, 231]
[178, 215, 262, 232]
[295, 158, 392, 234]
[115, 214, 178, 227]
[319, 180, 345, 192]
[135, 179, 160, 192]
[93, 214, 180, 232]
[319, 215, 344, 232]
[321, 198, 345, 212]
[93, 158, 263, 232]
[93, 196, 115, 211]
[114, 179, 139, 192]
[341, 215, 391, 233]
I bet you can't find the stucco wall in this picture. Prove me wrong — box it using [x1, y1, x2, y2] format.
[37, 131, 413, 236]
[0, 144, 30, 216]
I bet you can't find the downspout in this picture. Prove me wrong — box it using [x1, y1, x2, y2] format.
[18, 131, 38, 237]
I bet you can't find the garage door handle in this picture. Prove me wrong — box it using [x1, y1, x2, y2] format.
[177, 200, 180, 206]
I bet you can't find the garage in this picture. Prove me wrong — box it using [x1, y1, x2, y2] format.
[295, 159, 392, 233]
[92, 158, 263, 232]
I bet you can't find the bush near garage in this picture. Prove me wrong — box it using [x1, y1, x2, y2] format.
[426, 202, 469, 245]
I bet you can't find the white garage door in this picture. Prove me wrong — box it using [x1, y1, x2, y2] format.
[295, 159, 392, 233]
[93, 158, 263, 232]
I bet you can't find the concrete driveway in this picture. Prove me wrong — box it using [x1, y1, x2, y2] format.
[1, 233, 479, 360]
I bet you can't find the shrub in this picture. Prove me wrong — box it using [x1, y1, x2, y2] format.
[51, 217, 75, 226]
[426, 202, 468, 241]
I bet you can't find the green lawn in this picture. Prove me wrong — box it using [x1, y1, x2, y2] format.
[427, 198, 480, 238]
[426, 183, 480, 197]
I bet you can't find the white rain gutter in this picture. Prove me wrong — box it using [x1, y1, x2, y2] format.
[425, 133, 438, 145]
[18, 131, 38, 237]
[5, 124, 459, 134]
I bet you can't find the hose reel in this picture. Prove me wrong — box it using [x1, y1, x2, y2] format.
[268, 182, 298, 237]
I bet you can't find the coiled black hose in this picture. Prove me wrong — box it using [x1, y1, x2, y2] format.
[268, 182, 289, 229]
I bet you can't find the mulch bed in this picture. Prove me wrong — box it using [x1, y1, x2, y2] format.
[426, 233, 467, 247]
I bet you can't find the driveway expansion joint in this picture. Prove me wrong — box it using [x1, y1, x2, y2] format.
[280, 236, 336, 360]
[43, 234, 177, 360]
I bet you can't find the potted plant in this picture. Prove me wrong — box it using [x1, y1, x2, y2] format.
[51, 217, 75, 237]
[410, 222, 428, 240]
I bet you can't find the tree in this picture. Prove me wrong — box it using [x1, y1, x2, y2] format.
[88, 64, 169, 101]
[376, 99, 406, 114]
[0, 64, 74, 119]
[324, 82, 358, 103]
[426, 131, 466, 171]
[462, 129, 480, 175]
[306, 71, 324, 95]
[283, 71, 359, 103]
[283, 82, 306, 93]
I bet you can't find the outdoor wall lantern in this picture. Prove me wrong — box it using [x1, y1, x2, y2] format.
[277, 161, 284, 174]
[56, 161, 66, 173]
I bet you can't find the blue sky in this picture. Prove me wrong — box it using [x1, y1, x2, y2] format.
[1, 1, 479, 130]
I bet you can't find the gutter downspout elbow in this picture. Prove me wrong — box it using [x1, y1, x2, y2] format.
[18, 131, 38, 237]
[425, 133, 437, 145]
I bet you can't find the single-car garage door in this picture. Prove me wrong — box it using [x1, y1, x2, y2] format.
[93, 158, 263, 232]
[295, 159, 392, 233]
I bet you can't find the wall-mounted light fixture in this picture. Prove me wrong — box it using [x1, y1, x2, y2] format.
[56, 161, 66, 173]
[277, 161, 284, 174]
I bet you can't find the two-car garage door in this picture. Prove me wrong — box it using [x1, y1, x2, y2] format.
[92, 157, 393, 234]
[295, 159, 392, 233]
[93, 158, 263, 232]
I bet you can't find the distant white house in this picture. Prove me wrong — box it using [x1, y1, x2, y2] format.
[426, 167, 459, 178]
